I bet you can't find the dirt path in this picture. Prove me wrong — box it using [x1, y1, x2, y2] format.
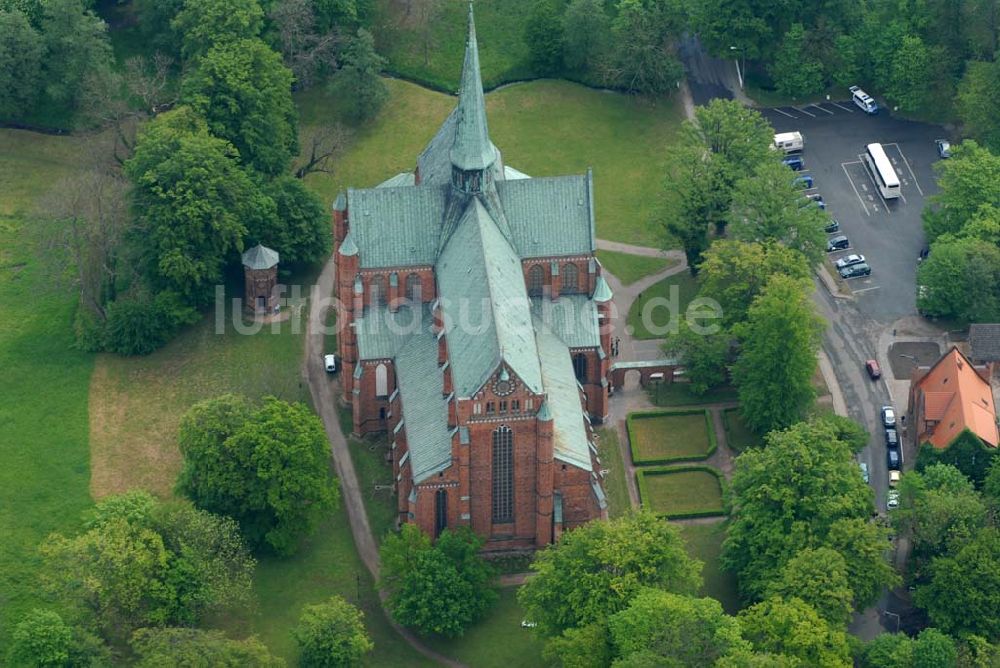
[304, 256, 462, 668]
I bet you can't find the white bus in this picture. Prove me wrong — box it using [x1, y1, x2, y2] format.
[864, 143, 900, 199]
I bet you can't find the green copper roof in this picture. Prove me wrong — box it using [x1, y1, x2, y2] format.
[241, 244, 279, 270]
[534, 320, 592, 470]
[339, 231, 358, 256]
[592, 275, 612, 302]
[530, 295, 601, 348]
[355, 304, 431, 360]
[377, 172, 416, 188]
[537, 400, 553, 422]
[394, 326, 453, 482]
[437, 198, 542, 397]
[449, 5, 496, 172]
[497, 175, 595, 258]
[348, 185, 447, 268]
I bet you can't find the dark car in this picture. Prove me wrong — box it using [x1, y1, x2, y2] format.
[783, 155, 804, 171]
[805, 193, 826, 210]
[827, 235, 850, 252]
[935, 139, 952, 159]
[865, 359, 881, 379]
[885, 428, 899, 448]
[887, 448, 901, 471]
[825, 219, 840, 233]
[839, 262, 871, 279]
[794, 174, 814, 189]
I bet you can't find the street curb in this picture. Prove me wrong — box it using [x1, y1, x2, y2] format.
[816, 264, 853, 300]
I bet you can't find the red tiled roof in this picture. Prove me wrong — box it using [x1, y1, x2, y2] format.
[915, 347, 999, 448]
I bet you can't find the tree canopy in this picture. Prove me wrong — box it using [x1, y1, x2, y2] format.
[738, 597, 852, 668]
[130, 627, 281, 667]
[379, 525, 497, 638]
[177, 394, 339, 555]
[518, 510, 701, 637]
[293, 596, 373, 667]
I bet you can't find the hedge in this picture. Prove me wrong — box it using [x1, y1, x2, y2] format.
[635, 465, 727, 520]
[626, 409, 718, 466]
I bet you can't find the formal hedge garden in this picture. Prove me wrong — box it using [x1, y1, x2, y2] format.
[627, 409, 717, 465]
[636, 465, 726, 519]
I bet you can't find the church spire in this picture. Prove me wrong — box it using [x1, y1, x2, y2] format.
[449, 4, 496, 173]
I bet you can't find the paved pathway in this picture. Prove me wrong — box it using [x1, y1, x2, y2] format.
[304, 256, 463, 668]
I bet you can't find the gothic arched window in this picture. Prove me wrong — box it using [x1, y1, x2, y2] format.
[370, 275, 385, 306]
[406, 273, 422, 302]
[375, 363, 388, 397]
[435, 489, 448, 537]
[573, 353, 587, 383]
[492, 426, 514, 523]
[563, 263, 579, 293]
[528, 265, 544, 297]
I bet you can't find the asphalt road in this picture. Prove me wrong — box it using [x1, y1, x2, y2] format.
[760, 104, 942, 322]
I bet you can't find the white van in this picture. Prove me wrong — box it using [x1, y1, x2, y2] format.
[773, 131, 804, 154]
[849, 85, 878, 114]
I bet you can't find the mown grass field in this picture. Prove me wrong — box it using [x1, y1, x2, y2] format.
[596, 427, 633, 518]
[647, 383, 740, 407]
[0, 130, 100, 653]
[299, 78, 683, 247]
[629, 411, 713, 463]
[423, 588, 545, 668]
[596, 250, 677, 286]
[638, 468, 725, 517]
[627, 270, 700, 339]
[372, 0, 536, 91]
[723, 407, 758, 452]
[676, 522, 742, 615]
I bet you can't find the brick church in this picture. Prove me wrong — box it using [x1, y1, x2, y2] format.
[332, 7, 612, 551]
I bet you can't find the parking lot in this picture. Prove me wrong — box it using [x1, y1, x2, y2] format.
[762, 102, 943, 323]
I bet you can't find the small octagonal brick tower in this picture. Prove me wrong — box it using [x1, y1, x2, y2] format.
[241, 244, 280, 315]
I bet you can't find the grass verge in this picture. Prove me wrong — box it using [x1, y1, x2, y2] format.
[596, 250, 678, 286]
[722, 407, 758, 453]
[627, 271, 700, 339]
[422, 587, 544, 668]
[646, 383, 739, 408]
[636, 466, 726, 519]
[676, 522, 741, 615]
[627, 410, 716, 465]
[299, 79, 683, 247]
[595, 428, 633, 518]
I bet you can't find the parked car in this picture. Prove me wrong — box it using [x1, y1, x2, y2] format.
[859, 462, 870, 484]
[850, 85, 879, 114]
[827, 235, 850, 252]
[805, 193, 826, 209]
[783, 155, 804, 170]
[794, 174, 814, 189]
[887, 489, 900, 509]
[935, 139, 952, 159]
[865, 359, 881, 379]
[881, 405, 896, 428]
[835, 253, 866, 269]
[887, 447, 901, 471]
[839, 262, 871, 279]
[825, 219, 840, 233]
[774, 131, 804, 154]
[889, 470, 900, 487]
[324, 353, 338, 373]
[885, 427, 899, 448]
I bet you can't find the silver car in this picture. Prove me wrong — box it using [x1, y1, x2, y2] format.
[835, 254, 866, 269]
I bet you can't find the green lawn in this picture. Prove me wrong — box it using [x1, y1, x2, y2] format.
[372, 0, 536, 91]
[676, 522, 741, 615]
[627, 271, 701, 339]
[0, 129, 102, 654]
[299, 78, 684, 247]
[337, 407, 399, 544]
[596, 428, 633, 518]
[637, 467, 725, 518]
[423, 588, 544, 668]
[647, 383, 739, 408]
[596, 250, 678, 286]
[628, 411, 714, 464]
[722, 407, 758, 453]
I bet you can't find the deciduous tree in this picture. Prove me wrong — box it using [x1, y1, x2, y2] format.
[255, 176, 330, 265]
[182, 38, 298, 176]
[0, 8, 43, 121]
[765, 548, 854, 626]
[524, 1, 564, 75]
[769, 24, 823, 98]
[177, 394, 339, 555]
[562, 0, 610, 74]
[606, 0, 684, 95]
[131, 627, 281, 667]
[39, 0, 113, 110]
[293, 596, 373, 667]
[732, 275, 823, 433]
[738, 597, 852, 668]
[331, 28, 388, 124]
[8, 609, 110, 668]
[916, 236, 1000, 324]
[518, 510, 701, 637]
[172, 0, 264, 60]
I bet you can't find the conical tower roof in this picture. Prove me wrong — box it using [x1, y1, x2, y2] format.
[449, 4, 496, 172]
